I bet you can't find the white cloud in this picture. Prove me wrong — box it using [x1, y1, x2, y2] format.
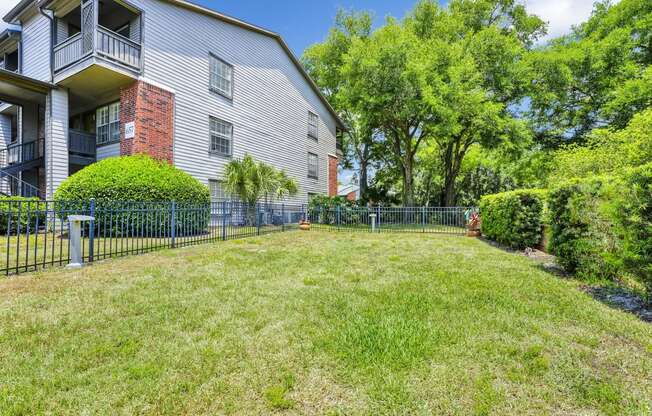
[523, 0, 617, 41]
[0, 1, 21, 31]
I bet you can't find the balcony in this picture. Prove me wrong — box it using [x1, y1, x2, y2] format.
[51, 0, 142, 80]
[68, 129, 97, 166]
[54, 26, 141, 74]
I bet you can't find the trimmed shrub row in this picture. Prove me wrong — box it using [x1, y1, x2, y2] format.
[482, 163, 652, 298]
[549, 164, 652, 294]
[0, 197, 46, 234]
[479, 189, 547, 249]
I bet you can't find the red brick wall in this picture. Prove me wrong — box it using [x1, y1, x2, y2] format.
[328, 155, 338, 197]
[120, 81, 174, 164]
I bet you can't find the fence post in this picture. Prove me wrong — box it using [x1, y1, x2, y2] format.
[256, 203, 261, 236]
[422, 206, 425, 233]
[171, 201, 176, 248]
[89, 198, 95, 262]
[336, 205, 341, 230]
[281, 203, 285, 232]
[221, 200, 227, 241]
[376, 206, 381, 231]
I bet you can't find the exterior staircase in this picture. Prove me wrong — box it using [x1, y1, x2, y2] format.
[0, 139, 44, 199]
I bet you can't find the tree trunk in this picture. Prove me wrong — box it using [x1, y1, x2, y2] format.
[443, 175, 456, 207]
[359, 159, 368, 201]
[403, 157, 415, 207]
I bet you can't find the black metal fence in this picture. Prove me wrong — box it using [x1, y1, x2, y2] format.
[307, 206, 469, 234]
[0, 199, 305, 276]
[0, 200, 471, 276]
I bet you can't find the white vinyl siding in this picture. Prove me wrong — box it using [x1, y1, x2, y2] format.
[209, 117, 233, 156]
[97, 143, 120, 160]
[209, 54, 233, 98]
[22, 13, 51, 81]
[308, 111, 318, 140]
[139, 0, 339, 203]
[307, 152, 318, 179]
[96, 103, 120, 145]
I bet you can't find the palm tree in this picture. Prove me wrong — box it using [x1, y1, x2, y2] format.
[224, 155, 299, 223]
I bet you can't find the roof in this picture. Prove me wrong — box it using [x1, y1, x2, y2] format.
[338, 184, 360, 196]
[3, 0, 35, 23]
[4, 0, 346, 130]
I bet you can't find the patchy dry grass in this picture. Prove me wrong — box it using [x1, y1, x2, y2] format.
[0, 231, 651, 415]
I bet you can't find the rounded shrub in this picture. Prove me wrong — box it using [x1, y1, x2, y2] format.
[55, 155, 210, 237]
[479, 189, 547, 249]
[55, 155, 209, 203]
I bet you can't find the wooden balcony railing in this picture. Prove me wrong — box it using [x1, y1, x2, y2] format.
[53, 33, 85, 73]
[96, 26, 141, 69]
[53, 26, 141, 73]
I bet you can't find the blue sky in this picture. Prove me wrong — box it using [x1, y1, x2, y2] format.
[0, 0, 603, 56]
[189, 0, 433, 55]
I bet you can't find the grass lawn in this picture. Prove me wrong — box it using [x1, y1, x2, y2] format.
[0, 232, 651, 415]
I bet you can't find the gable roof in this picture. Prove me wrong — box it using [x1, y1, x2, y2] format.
[4, 0, 346, 130]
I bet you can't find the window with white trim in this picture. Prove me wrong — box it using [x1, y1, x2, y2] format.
[96, 102, 120, 145]
[209, 54, 233, 98]
[308, 152, 319, 179]
[209, 117, 233, 156]
[209, 180, 230, 201]
[308, 111, 318, 140]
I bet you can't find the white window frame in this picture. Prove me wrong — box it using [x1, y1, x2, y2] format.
[308, 111, 318, 140]
[209, 54, 234, 99]
[209, 116, 233, 156]
[96, 102, 120, 146]
[209, 179, 230, 201]
[308, 152, 319, 179]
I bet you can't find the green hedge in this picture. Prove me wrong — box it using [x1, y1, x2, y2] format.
[0, 197, 46, 235]
[479, 189, 547, 249]
[55, 155, 210, 236]
[547, 165, 652, 299]
[612, 163, 652, 296]
[307, 195, 360, 225]
[548, 177, 620, 281]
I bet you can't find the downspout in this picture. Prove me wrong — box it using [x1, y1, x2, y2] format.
[38, 4, 54, 83]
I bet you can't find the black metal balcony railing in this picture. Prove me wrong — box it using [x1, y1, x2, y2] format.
[0, 139, 45, 169]
[0, 173, 41, 199]
[68, 130, 97, 157]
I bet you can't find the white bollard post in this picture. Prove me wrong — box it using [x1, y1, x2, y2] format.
[370, 213, 377, 233]
[67, 215, 95, 269]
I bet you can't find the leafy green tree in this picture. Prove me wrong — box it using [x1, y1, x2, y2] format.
[339, 0, 542, 206]
[549, 108, 652, 182]
[528, 0, 652, 146]
[224, 154, 298, 207]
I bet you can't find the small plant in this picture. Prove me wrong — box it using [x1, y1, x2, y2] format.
[466, 210, 481, 237]
[299, 218, 311, 231]
[466, 210, 480, 230]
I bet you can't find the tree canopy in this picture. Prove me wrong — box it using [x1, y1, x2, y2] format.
[303, 0, 652, 207]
